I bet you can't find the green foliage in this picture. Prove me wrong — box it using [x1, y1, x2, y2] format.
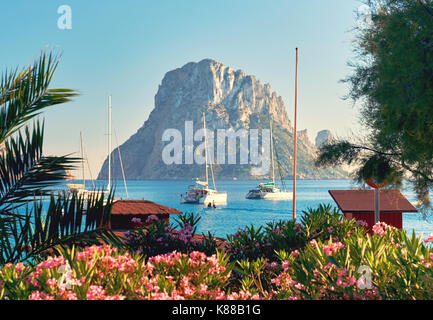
[301, 204, 365, 242]
[270, 226, 433, 300]
[0, 190, 120, 264]
[226, 204, 361, 262]
[124, 212, 219, 257]
[0, 51, 120, 265]
[3, 204, 433, 300]
[316, 0, 433, 217]
[0, 245, 236, 300]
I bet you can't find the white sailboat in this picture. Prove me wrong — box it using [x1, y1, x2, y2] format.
[67, 96, 128, 201]
[66, 131, 106, 200]
[245, 120, 293, 200]
[180, 113, 227, 206]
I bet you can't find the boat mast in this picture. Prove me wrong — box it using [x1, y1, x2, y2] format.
[202, 112, 209, 188]
[292, 48, 299, 221]
[270, 120, 275, 186]
[108, 95, 112, 193]
[80, 132, 85, 189]
[114, 129, 129, 199]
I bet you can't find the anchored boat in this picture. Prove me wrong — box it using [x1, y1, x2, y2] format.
[180, 113, 227, 206]
[245, 120, 293, 200]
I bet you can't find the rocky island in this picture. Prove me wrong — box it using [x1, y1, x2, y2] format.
[98, 59, 348, 180]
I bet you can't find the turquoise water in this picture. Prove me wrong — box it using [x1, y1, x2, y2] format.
[59, 179, 433, 239]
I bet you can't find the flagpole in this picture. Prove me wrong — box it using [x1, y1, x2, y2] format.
[293, 48, 298, 221]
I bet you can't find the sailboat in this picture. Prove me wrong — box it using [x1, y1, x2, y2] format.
[67, 96, 128, 200]
[180, 113, 227, 206]
[66, 131, 106, 200]
[245, 120, 293, 200]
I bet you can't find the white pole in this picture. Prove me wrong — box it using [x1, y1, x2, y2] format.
[293, 48, 299, 221]
[270, 120, 275, 186]
[202, 112, 209, 187]
[114, 129, 129, 199]
[108, 95, 112, 192]
[80, 132, 85, 189]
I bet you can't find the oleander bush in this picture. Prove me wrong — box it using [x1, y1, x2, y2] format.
[247, 224, 433, 300]
[0, 245, 259, 300]
[2, 204, 433, 300]
[226, 204, 363, 262]
[124, 213, 219, 257]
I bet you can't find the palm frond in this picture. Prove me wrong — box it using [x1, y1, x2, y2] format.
[0, 189, 122, 264]
[0, 51, 78, 144]
[0, 121, 78, 213]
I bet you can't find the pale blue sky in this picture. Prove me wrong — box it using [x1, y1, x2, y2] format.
[0, 0, 364, 177]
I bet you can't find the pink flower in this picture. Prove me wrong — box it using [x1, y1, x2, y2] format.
[323, 241, 344, 256]
[46, 278, 58, 289]
[309, 239, 318, 247]
[372, 222, 396, 236]
[146, 215, 159, 224]
[356, 220, 368, 227]
[15, 262, 25, 276]
[290, 250, 300, 258]
[29, 291, 55, 300]
[132, 217, 141, 223]
[424, 233, 433, 243]
[58, 289, 78, 300]
[86, 285, 106, 300]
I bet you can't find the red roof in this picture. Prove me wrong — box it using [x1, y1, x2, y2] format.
[328, 189, 417, 213]
[111, 200, 182, 216]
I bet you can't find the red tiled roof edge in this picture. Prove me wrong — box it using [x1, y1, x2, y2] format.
[111, 200, 182, 215]
[328, 189, 417, 213]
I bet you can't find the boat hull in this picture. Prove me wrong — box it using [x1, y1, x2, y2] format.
[262, 191, 293, 200]
[200, 192, 228, 206]
[246, 190, 293, 200]
[180, 197, 200, 204]
[245, 191, 262, 200]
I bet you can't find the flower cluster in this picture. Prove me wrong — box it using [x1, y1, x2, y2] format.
[0, 245, 259, 300]
[2, 204, 433, 300]
[372, 222, 397, 236]
[424, 233, 433, 244]
[124, 213, 218, 257]
[322, 241, 345, 256]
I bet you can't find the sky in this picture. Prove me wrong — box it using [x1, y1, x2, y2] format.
[0, 0, 365, 178]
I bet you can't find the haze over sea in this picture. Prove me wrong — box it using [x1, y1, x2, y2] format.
[58, 179, 433, 239]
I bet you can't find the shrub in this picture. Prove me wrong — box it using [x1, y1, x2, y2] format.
[2, 204, 433, 300]
[0, 245, 260, 300]
[225, 204, 361, 262]
[124, 213, 218, 257]
[266, 223, 433, 300]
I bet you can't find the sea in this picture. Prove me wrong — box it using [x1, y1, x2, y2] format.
[57, 179, 433, 239]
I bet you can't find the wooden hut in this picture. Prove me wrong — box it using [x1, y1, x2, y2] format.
[328, 189, 417, 233]
[109, 200, 182, 230]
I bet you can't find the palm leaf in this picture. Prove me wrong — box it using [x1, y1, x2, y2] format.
[0, 189, 122, 264]
[0, 121, 78, 214]
[0, 51, 78, 144]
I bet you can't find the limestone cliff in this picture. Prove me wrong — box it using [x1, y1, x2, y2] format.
[98, 59, 348, 180]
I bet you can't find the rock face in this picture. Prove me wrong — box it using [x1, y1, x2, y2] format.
[315, 130, 334, 148]
[98, 59, 348, 180]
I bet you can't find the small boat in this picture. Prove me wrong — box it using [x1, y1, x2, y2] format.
[180, 181, 207, 204]
[180, 113, 227, 206]
[246, 120, 292, 200]
[246, 182, 292, 200]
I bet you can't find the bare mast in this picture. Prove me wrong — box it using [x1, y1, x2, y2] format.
[292, 48, 299, 221]
[202, 112, 209, 188]
[108, 95, 112, 193]
[80, 132, 85, 189]
[270, 120, 275, 186]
